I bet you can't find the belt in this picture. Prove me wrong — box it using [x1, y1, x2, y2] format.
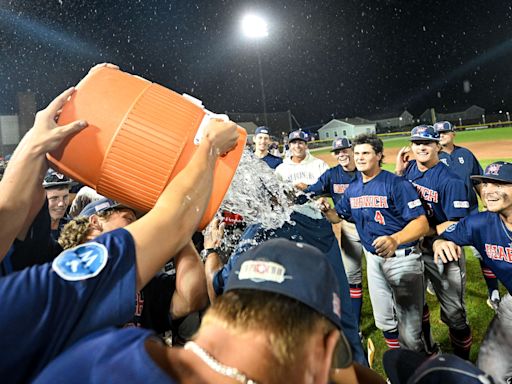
[392, 246, 417, 258]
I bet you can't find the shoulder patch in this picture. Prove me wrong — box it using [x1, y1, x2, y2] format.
[445, 223, 458, 232]
[408, 199, 422, 209]
[453, 201, 470, 208]
[52, 242, 108, 281]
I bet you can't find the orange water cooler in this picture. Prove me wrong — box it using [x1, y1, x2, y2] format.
[48, 67, 247, 229]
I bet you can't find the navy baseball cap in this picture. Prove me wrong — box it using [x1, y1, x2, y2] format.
[43, 169, 74, 189]
[288, 130, 308, 143]
[255, 126, 270, 136]
[225, 238, 352, 367]
[79, 197, 132, 217]
[410, 125, 440, 142]
[434, 121, 454, 133]
[384, 350, 495, 384]
[471, 161, 512, 184]
[331, 137, 352, 152]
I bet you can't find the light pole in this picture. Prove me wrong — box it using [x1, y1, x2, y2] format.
[241, 14, 269, 127]
[507, 111, 510, 122]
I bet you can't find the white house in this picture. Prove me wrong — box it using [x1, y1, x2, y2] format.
[318, 118, 376, 140]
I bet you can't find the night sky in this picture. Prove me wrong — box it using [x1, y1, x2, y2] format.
[1, 0, 512, 127]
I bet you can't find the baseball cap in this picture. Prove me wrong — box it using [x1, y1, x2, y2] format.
[255, 126, 270, 136]
[225, 238, 352, 367]
[331, 137, 352, 152]
[383, 349, 495, 384]
[288, 130, 308, 143]
[410, 125, 440, 142]
[43, 169, 74, 189]
[79, 197, 132, 217]
[433, 121, 454, 133]
[471, 161, 512, 184]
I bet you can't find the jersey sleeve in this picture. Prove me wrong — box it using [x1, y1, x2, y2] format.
[440, 217, 473, 246]
[442, 179, 470, 221]
[305, 168, 331, 196]
[335, 191, 352, 221]
[393, 178, 425, 221]
[0, 228, 137, 382]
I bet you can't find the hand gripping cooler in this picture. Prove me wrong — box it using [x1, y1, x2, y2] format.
[47, 67, 247, 229]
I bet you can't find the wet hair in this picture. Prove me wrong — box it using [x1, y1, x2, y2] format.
[201, 290, 336, 382]
[58, 210, 117, 249]
[352, 133, 385, 166]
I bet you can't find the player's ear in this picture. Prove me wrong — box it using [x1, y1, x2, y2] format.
[88, 214, 103, 231]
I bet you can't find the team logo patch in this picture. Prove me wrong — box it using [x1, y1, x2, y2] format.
[238, 260, 289, 283]
[333, 184, 348, 194]
[445, 223, 458, 232]
[52, 242, 108, 281]
[458, 157, 464, 164]
[408, 199, 422, 209]
[440, 158, 448, 165]
[453, 200, 470, 208]
[486, 163, 502, 176]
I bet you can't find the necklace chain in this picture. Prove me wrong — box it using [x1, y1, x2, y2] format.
[184, 341, 258, 384]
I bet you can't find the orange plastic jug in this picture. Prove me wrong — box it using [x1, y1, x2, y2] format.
[48, 67, 247, 229]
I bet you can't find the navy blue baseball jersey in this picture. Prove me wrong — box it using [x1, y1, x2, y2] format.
[261, 153, 283, 169]
[404, 161, 469, 226]
[33, 327, 177, 384]
[335, 170, 425, 254]
[439, 146, 483, 214]
[441, 212, 512, 294]
[305, 165, 357, 205]
[0, 228, 136, 383]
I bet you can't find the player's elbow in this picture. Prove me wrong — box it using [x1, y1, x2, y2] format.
[416, 215, 430, 237]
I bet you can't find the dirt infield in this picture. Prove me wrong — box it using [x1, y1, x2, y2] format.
[316, 140, 512, 166]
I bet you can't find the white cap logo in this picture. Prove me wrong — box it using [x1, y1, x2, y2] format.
[238, 260, 287, 283]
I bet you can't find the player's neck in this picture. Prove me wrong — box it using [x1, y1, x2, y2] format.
[292, 155, 306, 163]
[499, 208, 512, 228]
[442, 143, 455, 154]
[362, 167, 381, 182]
[254, 149, 268, 158]
[342, 163, 356, 172]
[417, 158, 439, 172]
[50, 218, 60, 230]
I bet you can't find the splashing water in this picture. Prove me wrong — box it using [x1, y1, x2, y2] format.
[218, 149, 304, 229]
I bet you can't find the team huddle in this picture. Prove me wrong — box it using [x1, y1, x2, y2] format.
[0, 63, 510, 384]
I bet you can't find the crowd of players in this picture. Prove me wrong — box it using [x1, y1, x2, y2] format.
[0, 63, 511, 383]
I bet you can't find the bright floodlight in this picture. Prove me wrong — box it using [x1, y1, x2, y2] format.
[241, 14, 268, 38]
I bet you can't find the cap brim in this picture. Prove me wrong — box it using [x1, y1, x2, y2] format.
[289, 138, 306, 143]
[331, 330, 353, 369]
[330, 147, 351, 152]
[470, 175, 512, 184]
[410, 137, 440, 142]
[383, 349, 429, 384]
[43, 181, 76, 188]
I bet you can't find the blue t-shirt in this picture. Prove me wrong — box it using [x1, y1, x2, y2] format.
[33, 327, 177, 383]
[404, 161, 469, 226]
[261, 153, 283, 169]
[439, 146, 483, 214]
[0, 228, 136, 383]
[305, 165, 357, 205]
[335, 170, 425, 254]
[441, 212, 512, 294]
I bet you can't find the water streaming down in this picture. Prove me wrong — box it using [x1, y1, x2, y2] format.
[218, 149, 300, 229]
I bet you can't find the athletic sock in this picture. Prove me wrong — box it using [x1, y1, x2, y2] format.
[349, 283, 363, 329]
[383, 330, 400, 349]
[449, 326, 472, 360]
[480, 260, 499, 296]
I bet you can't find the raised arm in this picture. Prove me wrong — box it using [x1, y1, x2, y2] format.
[0, 87, 87, 259]
[125, 119, 239, 290]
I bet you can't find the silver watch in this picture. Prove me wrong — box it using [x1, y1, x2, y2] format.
[200, 248, 218, 262]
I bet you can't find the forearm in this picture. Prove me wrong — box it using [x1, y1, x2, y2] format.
[170, 242, 208, 319]
[128, 138, 220, 290]
[205, 252, 224, 303]
[323, 208, 342, 224]
[0, 138, 48, 259]
[391, 215, 429, 245]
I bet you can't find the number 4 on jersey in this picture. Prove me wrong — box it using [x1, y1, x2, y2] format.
[374, 210, 386, 225]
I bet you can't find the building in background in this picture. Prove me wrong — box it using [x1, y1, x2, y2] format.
[0, 91, 36, 157]
[318, 118, 376, 140]
[419, 105, 485, 126]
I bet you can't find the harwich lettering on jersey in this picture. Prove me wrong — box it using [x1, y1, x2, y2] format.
[485, 243, 512, 263]
[350, 195, 389, 209]
[412, 183, 439, 203]
[333, 184, 349, 194]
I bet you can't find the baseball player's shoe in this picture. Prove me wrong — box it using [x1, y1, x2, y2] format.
[426, 279, 435, 296]
[486, 289, 501, 311]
